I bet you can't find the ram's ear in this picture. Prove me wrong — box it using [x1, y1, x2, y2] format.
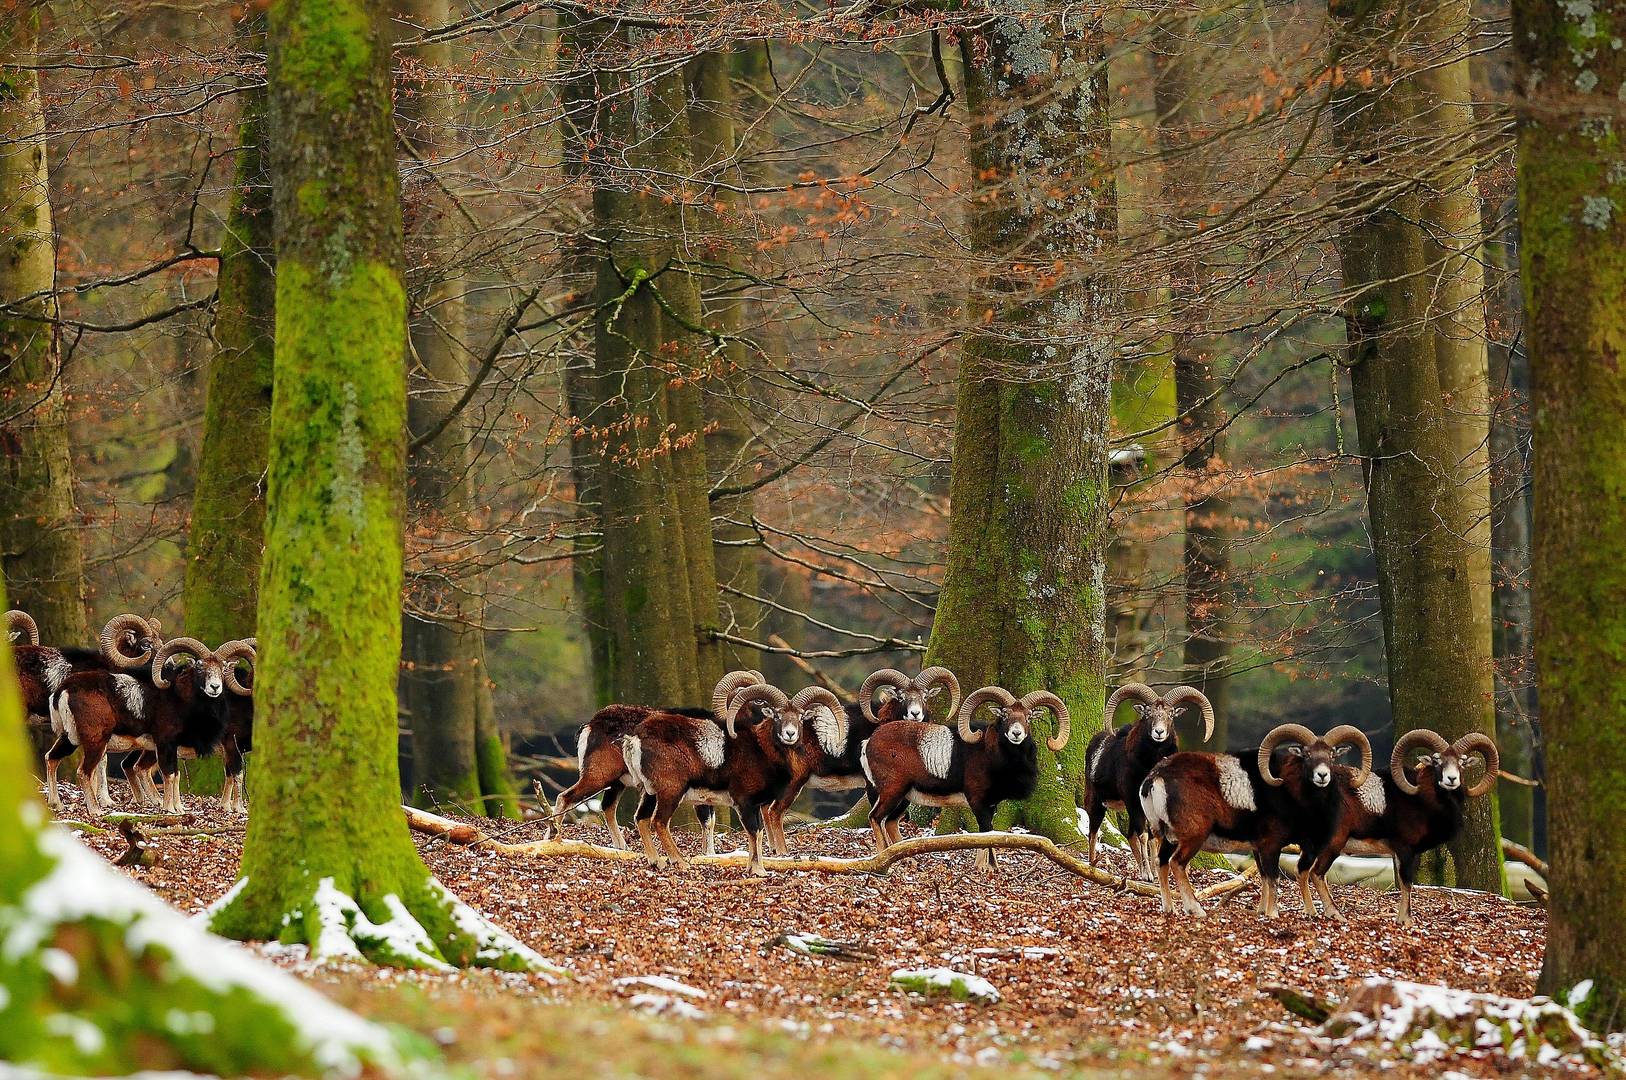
[1171, 704, 1187, 718]
[878, 686, 898, 702]
[1132, 703, 1147, 717]
[925, 685, 944, 699]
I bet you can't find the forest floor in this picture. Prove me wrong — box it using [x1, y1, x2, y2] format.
[57, 790, 1581, 1079]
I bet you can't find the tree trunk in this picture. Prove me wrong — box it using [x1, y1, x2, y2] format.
[207, 0, 542, 969]
[1107, 359, 1175, 681]
[925, 11, 1118, 844]
[1517, 0, 1626, 1027]
[690, 50, 762, 676]
[1154, 19, 1233, 750]
[181, 11, 275, 795]
[556, 16, 614, 705]
[0, 6, 88, 646]
[395, 0, 513, 814]
[1330, 0, 1504, 893]
[582, 26, 720, 705]
[1485, 198, 1536, 849]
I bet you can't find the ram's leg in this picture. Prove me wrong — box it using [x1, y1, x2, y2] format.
[652, 790, 689, 871]
[974, 806, 997, 873]
[1082, 799, 1102, 866]
[632, 793, 664, 866]
[95, 757, 111, 808]
[1396, 850, 1420, 926]
[686, 805, 710, 857]
[1173, 837, 1207, 917]
[1157, 852, 1174, 914]
[869, 787, 908, 853]
[739, 802, 768, 877]
[44, 734, 75, 811]
[76, 743, 107, 820]
[1314, 874, 1343, 919]
[599, 782, 626, 850]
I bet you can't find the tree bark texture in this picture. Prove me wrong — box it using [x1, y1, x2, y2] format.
[1330, 0, 1504, 893]
[926, 10, 1118, 843]
[1515, 0, 1626, 1027]
[0, 5, 88, 646]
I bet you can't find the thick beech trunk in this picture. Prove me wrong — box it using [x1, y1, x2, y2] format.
[207, 0, 542, 969]
[926, 11, 1118, 843]
[1330, 0, 1504, 893]
[1516, 0, 1626, 1027]
[0, 8, 88, 646]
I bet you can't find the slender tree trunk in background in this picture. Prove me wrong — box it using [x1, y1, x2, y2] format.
[1330, 0, 1504, 893]
[181, 12, 275, 795]
[396, 0, 513, 814]
[209, 0, 539, 969]
[690, 50, 762, 676]
[926, 11, 1118, 844]
[0, 6, 88, 646]
[1107, 359, 1174, 682]
[586, 28, 716, 705]
[1517, 0, 1626, 1025]
[1485, 198, 1536, 849]
[556, 16, 613, 705]
[1154, 20, 1233, 750]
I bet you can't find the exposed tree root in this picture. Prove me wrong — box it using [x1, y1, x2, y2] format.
[403, 806, 1250, 901]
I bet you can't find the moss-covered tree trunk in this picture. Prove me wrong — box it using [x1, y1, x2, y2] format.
[395, 0, 513, 815]
[181, 11, 275, 794]
[207, 0, 544, 970]
[925, 10, 1118, 845]
[1330, 0, 1504, 893]
[1517, 0, 1626, 1027]
[1107, 359, 1175, 681]
[1154, 18, 1233, 750]
[0, 7, 88, 647]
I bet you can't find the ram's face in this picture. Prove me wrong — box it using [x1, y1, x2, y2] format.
[881, 685, 929, 722]
[196, 660, 225, 698]
[1434, 752, 1462, 791]
[999, 707, 1030, 746]
[775, 708, 801, 746]
[1136, 702, 1175, 743]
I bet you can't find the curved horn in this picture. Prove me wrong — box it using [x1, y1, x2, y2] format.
[5, 610, 38, 647]
[152, 637, 211, 689]
[728, 682, 789, 738]
[1161, 685, 1215, 743]
[1453, 732, 1500, 798]
[217, 639, 257, 696]
[957, 686, 1015, 742]
[859, 668, 912, 724]
[710, 670, 763, 723]
[1390, 729, 1450, 795]
[98, 614, 158, 670]
[912, 666, 961, 721]
[1104, 682, 1159, 733]
[791, 686, 847, 749]
[1324, 724, 1373, 788]
[1020, 690, 1071, 751]
[1257, 723, 1318, 787]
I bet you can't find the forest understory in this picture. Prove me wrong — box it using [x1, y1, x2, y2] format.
[55, 789, 1568, 1078]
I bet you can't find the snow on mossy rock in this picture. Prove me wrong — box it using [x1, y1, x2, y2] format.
[890, 967, 1001, 1005]
[1323, 977, 1622, 1072]
[0, 825, 421, 1077]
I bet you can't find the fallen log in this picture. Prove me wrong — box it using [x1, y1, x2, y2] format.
[1501, 837, 1548, 877]
[402, 805, 1259, 899]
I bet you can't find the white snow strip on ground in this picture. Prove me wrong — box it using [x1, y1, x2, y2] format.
[5, 828, 400, 1076]
[613, 975, 709, 1000]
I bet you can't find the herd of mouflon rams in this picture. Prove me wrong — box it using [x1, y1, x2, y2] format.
[10, 610, 1493, 925]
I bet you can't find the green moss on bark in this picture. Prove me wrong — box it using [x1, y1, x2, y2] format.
[1517, 0, 1626, 1028]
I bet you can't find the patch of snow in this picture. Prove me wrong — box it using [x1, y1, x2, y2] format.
[614, 975, 709, 1000]
[890, 967, 1001, 1005]
[7, 829, 400, 1076]
[628, 992, 707, 1020]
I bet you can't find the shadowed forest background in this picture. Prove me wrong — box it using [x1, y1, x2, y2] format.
[0, 0, 1537, 843]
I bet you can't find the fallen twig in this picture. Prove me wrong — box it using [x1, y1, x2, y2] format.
[1501, 837, 1548, 877]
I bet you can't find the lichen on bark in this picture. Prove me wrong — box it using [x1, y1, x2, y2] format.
[927, 9, 1119, 844]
